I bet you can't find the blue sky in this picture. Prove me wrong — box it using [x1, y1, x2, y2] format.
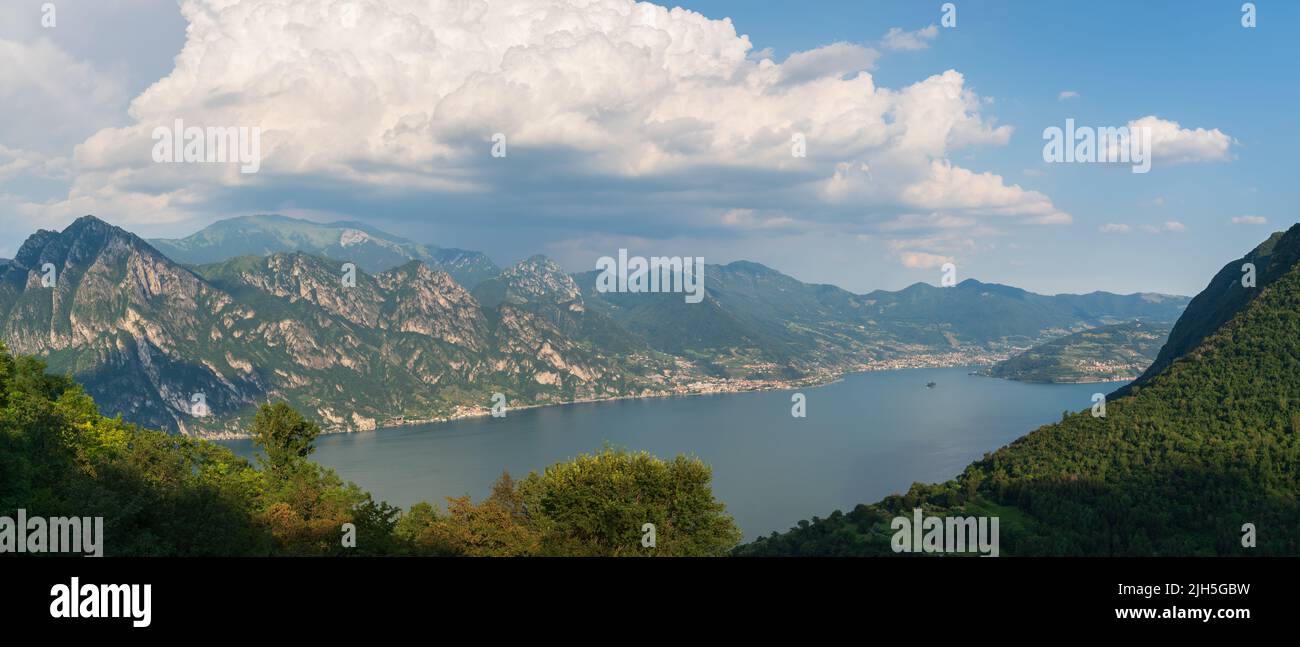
[1, 0, 1296, 296]
[669, 0, 1300, 294]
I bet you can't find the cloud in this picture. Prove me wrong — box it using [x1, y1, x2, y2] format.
[1102, 221, 1185, 235]
[875, 213, 977, 232]
[1138, 221, 1187, 234]
[0, 37, 129, 155]
[719, 208, 798, 231]
[27, 0, 1066, 261]
[0, 144, 68, 186]
[881, 25, 939, 51]
[898, 251, 953, 269]
[1231, 215, 1267, 225]
[779, 42, 878, 85]
[884, 232, 977, 271]
[887, 160, 1070, 225]
[1128, 116, 1235, 165]
[1057, 91, 1079, 101]
[0, 36, 136, 252]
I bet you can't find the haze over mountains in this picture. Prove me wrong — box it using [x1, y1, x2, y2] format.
[150, 214, 502, 289]
[0, 215, 1189, 437]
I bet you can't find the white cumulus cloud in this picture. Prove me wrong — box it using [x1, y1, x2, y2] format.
[1129, 115, 1235, 165]
[778, 42, 879, 85]
[30, 0, 1065, 256]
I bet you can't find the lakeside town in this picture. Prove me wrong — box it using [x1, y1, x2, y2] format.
[344, 346, 1026, 437]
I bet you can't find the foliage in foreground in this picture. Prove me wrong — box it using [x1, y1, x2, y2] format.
[0, 344, 739, 556]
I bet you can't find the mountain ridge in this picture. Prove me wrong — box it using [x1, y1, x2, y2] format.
[2, 215, 1193, 437]
[1114, 224, 1300, 398]
[1, 217, 682, 435]
[149, 214, 502, 289]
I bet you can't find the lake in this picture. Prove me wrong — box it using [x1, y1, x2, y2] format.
[223, 367, 1121, 540]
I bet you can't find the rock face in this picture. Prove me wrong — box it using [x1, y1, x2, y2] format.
[0, 217, 259, 434]
[0, 217, 668, 436]
[0, 216, 1195, 438]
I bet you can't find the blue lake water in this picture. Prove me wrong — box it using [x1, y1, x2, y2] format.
[223, 367, 1121, 540]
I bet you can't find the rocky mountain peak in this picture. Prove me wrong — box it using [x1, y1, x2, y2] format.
[500, 255, 581, 305]
[14, 215, 163, 271]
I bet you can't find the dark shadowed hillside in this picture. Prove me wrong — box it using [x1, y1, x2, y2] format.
[1114, 224, 1300, 398]
[738, 226, 1300, 556]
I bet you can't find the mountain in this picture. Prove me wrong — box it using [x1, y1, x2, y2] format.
[577, 263, 1189, 378]
[149, 214, 501, 288]
[0, 217, 679, 435]
[856, 279, 1184, 347]
[1114, 226, 1300, 398]
[737, 224, 1300, 556]
[153, 216, 1190, 369]
[462, 255, 664, 393]
[1, 216, 1191, 438]
[474, 255, 583, 308]
[429, 247, 502, 291]
[0, 216, 256, 434]
[574, 262, 807, 378]
[983, 320, 1172, 383]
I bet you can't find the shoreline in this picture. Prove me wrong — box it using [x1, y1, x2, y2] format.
[210, 355, 1005, 441]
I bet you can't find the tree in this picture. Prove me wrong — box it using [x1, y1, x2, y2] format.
[249, 402, 320, 477]
[421, 495, 541, 557]
[393, 473, 540, 556]
[518, 446, 742, 556]
[487, 470, 525, 518]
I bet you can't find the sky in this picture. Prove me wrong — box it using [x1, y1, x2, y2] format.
[0, 0, 1296, 296]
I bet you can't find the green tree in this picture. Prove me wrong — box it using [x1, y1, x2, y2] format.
[518, 446, 742, 556]
[2, 340, 752, 557]
[249, 402, 320, 477]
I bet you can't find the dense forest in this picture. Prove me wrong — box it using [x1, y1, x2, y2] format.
[0, 344, 740, 556]
[739, 228, 1300, 556]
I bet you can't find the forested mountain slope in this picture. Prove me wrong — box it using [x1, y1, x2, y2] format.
[1116, 225, 1300, 398]
[984, 320, 1171, 383]
[739, 226, 1300, 556]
